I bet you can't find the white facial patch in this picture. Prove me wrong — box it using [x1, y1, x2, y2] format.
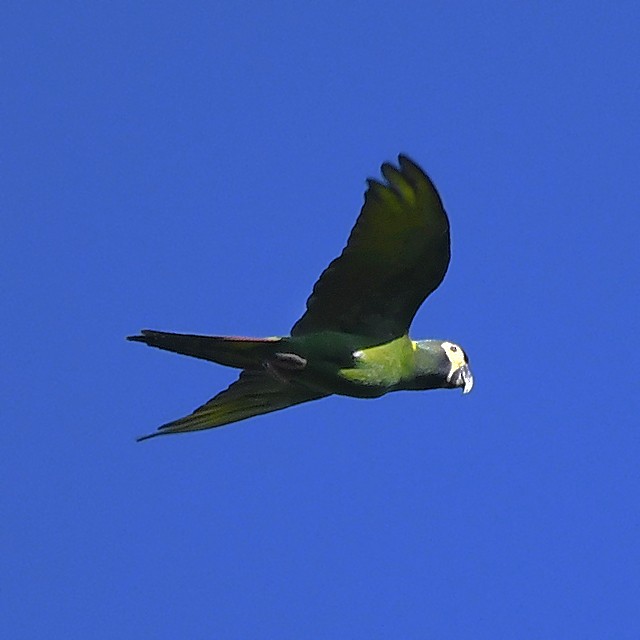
[441, 341, 467, 382]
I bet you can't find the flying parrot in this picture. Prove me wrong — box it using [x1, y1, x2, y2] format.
[129, 155, 473, 441]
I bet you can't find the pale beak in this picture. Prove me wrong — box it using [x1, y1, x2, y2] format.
[451, 363, 474, 394]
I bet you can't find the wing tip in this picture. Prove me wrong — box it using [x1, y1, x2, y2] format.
[136, 420, 183, 442]
[136, 431, 160, 442]
[397, 154, 440, 197]
[368, 155, 426, 198]
[397, 153, 421, 172]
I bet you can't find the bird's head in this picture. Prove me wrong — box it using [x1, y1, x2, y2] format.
[412, 339, 474, 394]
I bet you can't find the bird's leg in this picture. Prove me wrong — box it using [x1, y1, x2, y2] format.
[263, 352, 308, 384]
[274, 352, 307, 369]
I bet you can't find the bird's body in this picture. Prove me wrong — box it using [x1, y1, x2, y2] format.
[129, 156, 473, 440]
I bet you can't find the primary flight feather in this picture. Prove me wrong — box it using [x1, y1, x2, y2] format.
[129, 155, 473, 441]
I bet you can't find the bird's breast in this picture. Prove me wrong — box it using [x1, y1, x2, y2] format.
[333, 336, 415, 397]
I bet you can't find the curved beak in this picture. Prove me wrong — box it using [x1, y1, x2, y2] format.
[451, 363, 474, 394]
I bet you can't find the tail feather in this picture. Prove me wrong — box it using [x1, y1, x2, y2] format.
[127, 330, 283, 369]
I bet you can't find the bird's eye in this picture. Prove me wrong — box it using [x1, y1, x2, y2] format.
[450, 345, 458, 352]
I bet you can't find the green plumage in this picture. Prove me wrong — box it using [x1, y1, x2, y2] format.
[129, 155, 473, 440]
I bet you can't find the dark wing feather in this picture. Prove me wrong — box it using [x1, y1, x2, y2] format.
[291, 155, 451, 340]
[137, 370, 326, 441]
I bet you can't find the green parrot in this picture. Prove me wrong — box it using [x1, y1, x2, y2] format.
[129, 155, 473, 441]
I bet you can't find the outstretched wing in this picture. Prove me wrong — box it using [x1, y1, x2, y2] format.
[137, 370, 327, 441]
[291, 155, 451, 341]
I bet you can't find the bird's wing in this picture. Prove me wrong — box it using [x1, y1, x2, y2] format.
[137, 370, 327, 441]
[291, 155, 451, 341]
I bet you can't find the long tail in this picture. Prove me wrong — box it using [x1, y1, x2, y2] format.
[127, 330, 284, 369]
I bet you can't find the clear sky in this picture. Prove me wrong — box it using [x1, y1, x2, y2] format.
[3, 2, 639, 638]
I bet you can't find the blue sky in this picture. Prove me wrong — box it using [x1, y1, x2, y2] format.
[3, 2, 639, 638]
